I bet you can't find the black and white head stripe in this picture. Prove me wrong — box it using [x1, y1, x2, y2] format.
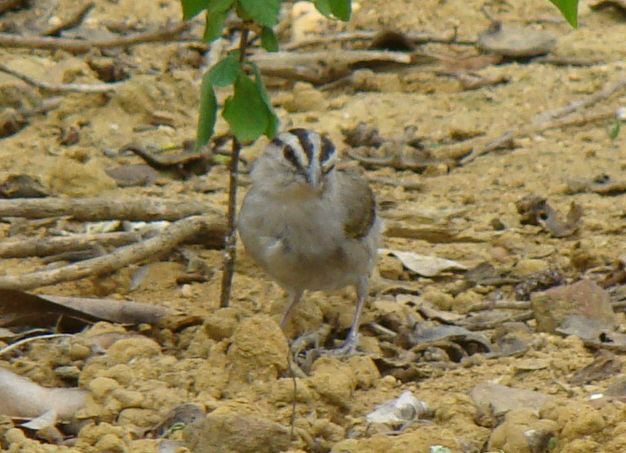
[270, 129, 337, 178]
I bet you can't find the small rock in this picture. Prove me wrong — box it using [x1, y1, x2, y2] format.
[347, 355, 380, 389]
[471, 382, 554, 417]
[88, 376, 120, 400]
[282, 82, 327, 112]
[291, 1, 326, 42]
[227, 315, 288, 384]
[515, 258, 549, 276]
[488, 408, 559, 453]
[531, 280, 616, 334]
[184, 410, 290, 453]
[204, 307, 241, 341]
[106, 336, 162, 363]
[308, 357, 356, 408]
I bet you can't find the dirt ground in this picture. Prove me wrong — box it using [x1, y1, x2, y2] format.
[1, 0, 626, 452]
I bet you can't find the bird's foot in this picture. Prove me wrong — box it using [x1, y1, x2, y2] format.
[318, 333, 360, 357]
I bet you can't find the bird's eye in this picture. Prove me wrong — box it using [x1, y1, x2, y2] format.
[282, 146, 301, 171]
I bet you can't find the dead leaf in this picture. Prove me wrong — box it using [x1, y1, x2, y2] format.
[365, 391, 430, 427]
[0, 367, 86, 420]
[515, 194, 582, 237]
[0, 174, 48, 198]
[0, 289, 171, 331]
[569, 351, 622, 385]
[106, 164, 160, 187]
[21, 409, 57, 430]
[380, 248, 467, 277]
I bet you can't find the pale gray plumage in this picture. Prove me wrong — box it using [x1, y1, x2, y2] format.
[238, 128, 380, 353]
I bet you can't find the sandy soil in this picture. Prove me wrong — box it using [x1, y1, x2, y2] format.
[1, 0, 626, 452]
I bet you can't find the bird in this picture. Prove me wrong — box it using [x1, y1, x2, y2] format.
[238, 128, 381, 354]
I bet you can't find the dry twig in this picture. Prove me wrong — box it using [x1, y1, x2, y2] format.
[0, 232, 141, 258]
[441, 75, 626, 164]
[0, 63, 119, 93]
[0, 21, 189, 53]
[0, 216, 212, 290]
[440, 108, 617, 164]
[0, 197, 220, 221]
[219, 29, 249, 308]
[251, 49, 412, 84]
[534, 75, 626, 124]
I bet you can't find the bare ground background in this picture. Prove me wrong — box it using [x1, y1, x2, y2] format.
[1, 0, 626, 452]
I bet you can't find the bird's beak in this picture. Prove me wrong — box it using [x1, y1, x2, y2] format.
[306, 169, 323, 193]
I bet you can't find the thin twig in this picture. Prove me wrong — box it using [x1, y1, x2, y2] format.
[440, 107, 618, 164]
[0, 215, 212, 291]
[41, 2, 94, 37]
[0, 232, 141, 258]
[0, 21, 189, 53]
[287, 349, 297, 440]
[219, 28, 248, 308]
[442, 75, 626, 164]
[0, 63, 120, 93]
[0, 334, 72, 356]
[0, 197, 220, 221]
[467, 300, 531, 312]
[534, 76, 626, 124]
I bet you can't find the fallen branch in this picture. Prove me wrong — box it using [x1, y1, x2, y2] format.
[0, 21, 189, 53]
[0, 215, 212, 290]
[0, 232, 141, 258]
[0, 63, 119, 93]
[283, 30, 476, 50]
[0, 197, 220, 221]
[383, 221, 487, 243]
[251, 49, 412, 84]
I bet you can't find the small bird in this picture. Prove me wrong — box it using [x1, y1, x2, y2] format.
[238, 128, 380, 353]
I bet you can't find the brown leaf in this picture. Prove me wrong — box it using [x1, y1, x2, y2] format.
[0, 289, 171, 331]
[0, 367, 86, 420]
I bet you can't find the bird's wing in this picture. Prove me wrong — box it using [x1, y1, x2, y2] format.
[337, 171, 377, 240]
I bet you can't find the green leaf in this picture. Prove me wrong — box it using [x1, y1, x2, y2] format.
[223, 73, 270, 143]
[207, 54, 242, 86]
[239, 0, 281, 27]
[260, 27, 279, 52]
[202, 9, 227, 42]
[208, 0, 235, 12]
[329, 0, 351, 21]
[549, 0, 578, 28]
[313, 0, 351, 20]
[194, 72, 218, 151]
[250, 62, 279, 138]
[181, 0, 209, 20]
[608, 119, 621, 141]
[313, 0, 332, 18]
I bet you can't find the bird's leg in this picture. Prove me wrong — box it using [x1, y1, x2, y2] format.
[331, 276, 368, 355]
[280, 288, 303, 329]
